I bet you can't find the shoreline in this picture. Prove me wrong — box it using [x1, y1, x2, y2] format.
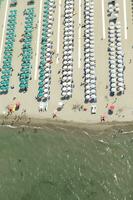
[0, 114, 133, 134]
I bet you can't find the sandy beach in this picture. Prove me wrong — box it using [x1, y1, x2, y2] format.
[0, 0, 132, 125]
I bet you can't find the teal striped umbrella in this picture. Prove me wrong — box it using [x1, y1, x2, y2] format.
[39, 81, 44, 87]
[38, 92, 44, 98]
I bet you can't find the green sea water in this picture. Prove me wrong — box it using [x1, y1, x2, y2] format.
[0, 125, 133, 200]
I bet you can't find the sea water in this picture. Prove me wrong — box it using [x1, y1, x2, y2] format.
[0, 125, 133, 200]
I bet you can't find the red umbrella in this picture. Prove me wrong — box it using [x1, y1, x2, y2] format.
[109, 104, 115, 111]
[16, 101, 20, 106]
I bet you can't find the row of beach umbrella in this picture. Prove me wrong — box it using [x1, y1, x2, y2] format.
[108, 2, 125, 95]
[84, 0, 97, 103]
[61, 0, 74, 99]
[19, 7, 34, 91]
[115, 21, 125, 94]
[37, 0, 55, 101]
[0, 10, 17, 94]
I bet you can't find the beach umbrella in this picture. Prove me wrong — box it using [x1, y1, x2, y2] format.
[90, 84, 96, 89]
[67, 86, 71, 91]
[90, 79, 96, 84]
[44, 78, 49, 83]
[118, 86, 124, 92]
[44, 94, 48, 98]
[111, 78, 116, 83]
[62, 71, 67, 76]
[118, 77, 123, 82]
[111, 83, 116, 88]
[62, 87, 67, 92]
[62, 92, 67, 97]
[67, 76, 72, 80]
[110, 64, 115, 69]
[44, 83, 49, 88]
[85, 89, 90, 95]
[62, 82, 67, 86]
[67, 91, 72, 96]
[118, 82, 124, 87]
[110, 69, 116, 74]
[85, 84, 90, 90]
[68, 71, 72, 75]
[110, 73, 116, 78]
[90, 94, 96, 100]
[117, 73, 123, 78]
[85, 95, 90, 100]
[117, 68, 123, 73]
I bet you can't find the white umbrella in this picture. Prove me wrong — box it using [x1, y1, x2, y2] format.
[45, 67, 50, 72]
[110, 64, 115, 69]
[44, 83, 49, 88]
[90, 94, 96, 99]
[63, 60, 68, 65]
[109, 33, 115, 38]
[118, 77, 124, 82]
[117, 37, 121, 42]
[90, 79, 96, 84]
[44, 94, 48, 98]
[111, 87, 116, 92]
[85, 79, 90, 83]
[85, 74, 90, 79]
[44, 88, 48, 93]
[117, 68, 123, 73]
[67, 76, 72, 80]
[109, 38, 115, 42]
[109, 60, 115, 65]
[63, 65, 68, 70]
[86, 90, 90, 95]
[118, 86, 124, 92]
[111, 83, 116, 88]
[90, 70, 95, 75]
[68, 71, 72, 75]
[118, 82, 124, 87]
[68, 65, 72, 70]
[44, 78, 49, 83]
[110, 73, 116, 78]
[91, 89, 96, 94]
[85, 68, 90, 73]
[62, 92, 66, 97]
[62, 76, 67, 81]
[90, 84, 96, 89]
[62, 87, 67, 92]
[67, 81, 72, 86]
[67, 86, 72, 91]
[46, 57, 51, 62]
[117, 42, 122, 47]
[46, 52, 51, 57]
[62, 71, 67, 76]
[67, 91, 72, 96]
[110, 69, 116, 74]
[111, 78, 116, 83]
[45, 73, 50, 77]
[90, 74, 95, 79]
[85, 60, 90, 66]
[85, 95, 90, 100]
[85, 85, 90, 90]
[117, 59, 122, 64]
[116, 33, 121, 38]
[117, 73, 123, 77]
[62, 82, 67, 86]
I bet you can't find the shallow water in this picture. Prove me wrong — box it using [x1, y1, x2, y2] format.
[0, 126, 133, 200]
